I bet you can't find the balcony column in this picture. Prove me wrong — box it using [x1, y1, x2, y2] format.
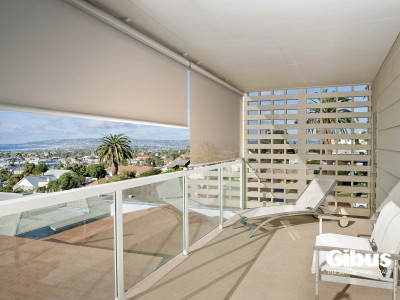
[114, 190, 125, 300]
[182, 175, 189, 255]
[240, 159, 246, 209]
[219, 168, 223, 229]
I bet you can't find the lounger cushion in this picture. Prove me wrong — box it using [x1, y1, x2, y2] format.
[296, 178, 336, 209]
[239, 205, 309, 220]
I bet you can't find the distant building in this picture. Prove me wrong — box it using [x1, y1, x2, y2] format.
[13, 175, 56, 191]
[44, 169, 72, 179]
[87, 178, 109, 186]
[180, 153, 190, 159]
[133, 155, 151, 166]
[38, 159, 62, 168]
[105, 166, 152, 177]
[166, 159, 190, 170]
[163, 158, 173, 166]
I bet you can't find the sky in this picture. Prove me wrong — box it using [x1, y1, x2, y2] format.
[0, 110, 190, 144]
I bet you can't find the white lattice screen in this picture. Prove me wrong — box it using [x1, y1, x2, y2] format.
[244, 85, 372, 217]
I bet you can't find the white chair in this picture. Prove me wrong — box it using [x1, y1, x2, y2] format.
[233, 177, 337, 238]
[312, 201, 400, 300]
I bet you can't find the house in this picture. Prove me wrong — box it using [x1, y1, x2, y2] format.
[166, 159, 190, 170]
[163, 158, 173, 166]
[86, 178, 109, 186]
[105, 166, 152, 177]
[180, 153, 190, 159]
[13, 175, 56, 191]
[44, 169, 72, 179]
[132, 155, 151, 166]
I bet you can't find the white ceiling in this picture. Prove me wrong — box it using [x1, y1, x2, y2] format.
[89, 0, 400, 91]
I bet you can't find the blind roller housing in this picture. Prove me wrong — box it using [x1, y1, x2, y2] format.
[0, 0, 187, 127]
[190, 71, 241, 164]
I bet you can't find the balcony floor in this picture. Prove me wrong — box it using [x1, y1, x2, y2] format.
[128, 215, 393, 300]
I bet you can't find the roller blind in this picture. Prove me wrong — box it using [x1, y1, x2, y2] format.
[0, 0, 187, 127]
[190, 71, 242, 164]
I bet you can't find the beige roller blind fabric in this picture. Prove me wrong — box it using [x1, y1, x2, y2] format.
[190, 71, 241, 164]
[0, 0, 187, 127]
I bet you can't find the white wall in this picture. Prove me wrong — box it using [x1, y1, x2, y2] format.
[372, 33, 400, 210]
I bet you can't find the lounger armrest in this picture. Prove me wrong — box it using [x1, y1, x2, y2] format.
[318, 215, 375, 223]
[313, 245, 400, 261]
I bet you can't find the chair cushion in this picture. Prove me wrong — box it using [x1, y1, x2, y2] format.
[312, 234, 385, 280]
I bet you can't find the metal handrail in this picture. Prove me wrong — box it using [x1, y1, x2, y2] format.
[0, 159, 242, 217]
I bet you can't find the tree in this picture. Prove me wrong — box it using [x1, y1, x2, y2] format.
[32, 163, 49, 175]
[307, 91, 354, 153]
[96, 134, 134, 176]
[23, 163, 36, 175]
[58, 173, 84, 190]
[0, 174, 23, 192]
[85, 164, 107, 179]
[108, 171, 136, 182]
[0, 168, 11, 182]
[57, 163, 64, 169]
[71, 163, 86, 176]
[138, 168, 162, 177]
[146, 156, 162, 167]
[46, 180, 61, 192]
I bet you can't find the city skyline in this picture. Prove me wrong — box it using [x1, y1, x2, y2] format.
[0, 110, 190, 144]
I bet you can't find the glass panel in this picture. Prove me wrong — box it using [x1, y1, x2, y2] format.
[273, 90, 285, 95]
[354, 85, 369, 91]
[260, 100, 271, 105]
[248, 129, 258, 134]
[323, 87, 336, 93]
[0, 193, 115, 299]
[188, 169, 221, 245]
[222, 164, 241, 211]
[273, 100, 285, 105]
[122, 178, 184, 290]
[286, 89, 298, 95]
[260, 120, 272, 125]
[307, 88, 320, 93]
[354, 96, 368, 102]
[261, 110, 271, 115]
[338, 86, 352, 92]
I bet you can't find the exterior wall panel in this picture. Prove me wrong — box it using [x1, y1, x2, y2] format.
[372, 33, 400, 210]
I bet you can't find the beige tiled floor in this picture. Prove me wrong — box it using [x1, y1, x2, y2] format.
[130, 216, 394, 300]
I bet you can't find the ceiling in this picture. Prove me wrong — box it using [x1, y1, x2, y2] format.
[89, 0, 400, 92]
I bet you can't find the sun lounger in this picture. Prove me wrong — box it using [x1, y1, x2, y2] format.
[233, 177, 337, 238]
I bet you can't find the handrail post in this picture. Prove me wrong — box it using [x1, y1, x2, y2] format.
[219, 167, 223, 229]
[240, 159, 246, 209]
[114, 190, 124, 300]
[182, 175, 189, 255]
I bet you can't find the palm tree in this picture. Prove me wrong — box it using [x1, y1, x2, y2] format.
[96, 134, 134, 176]
[307, 90, 355, 153]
